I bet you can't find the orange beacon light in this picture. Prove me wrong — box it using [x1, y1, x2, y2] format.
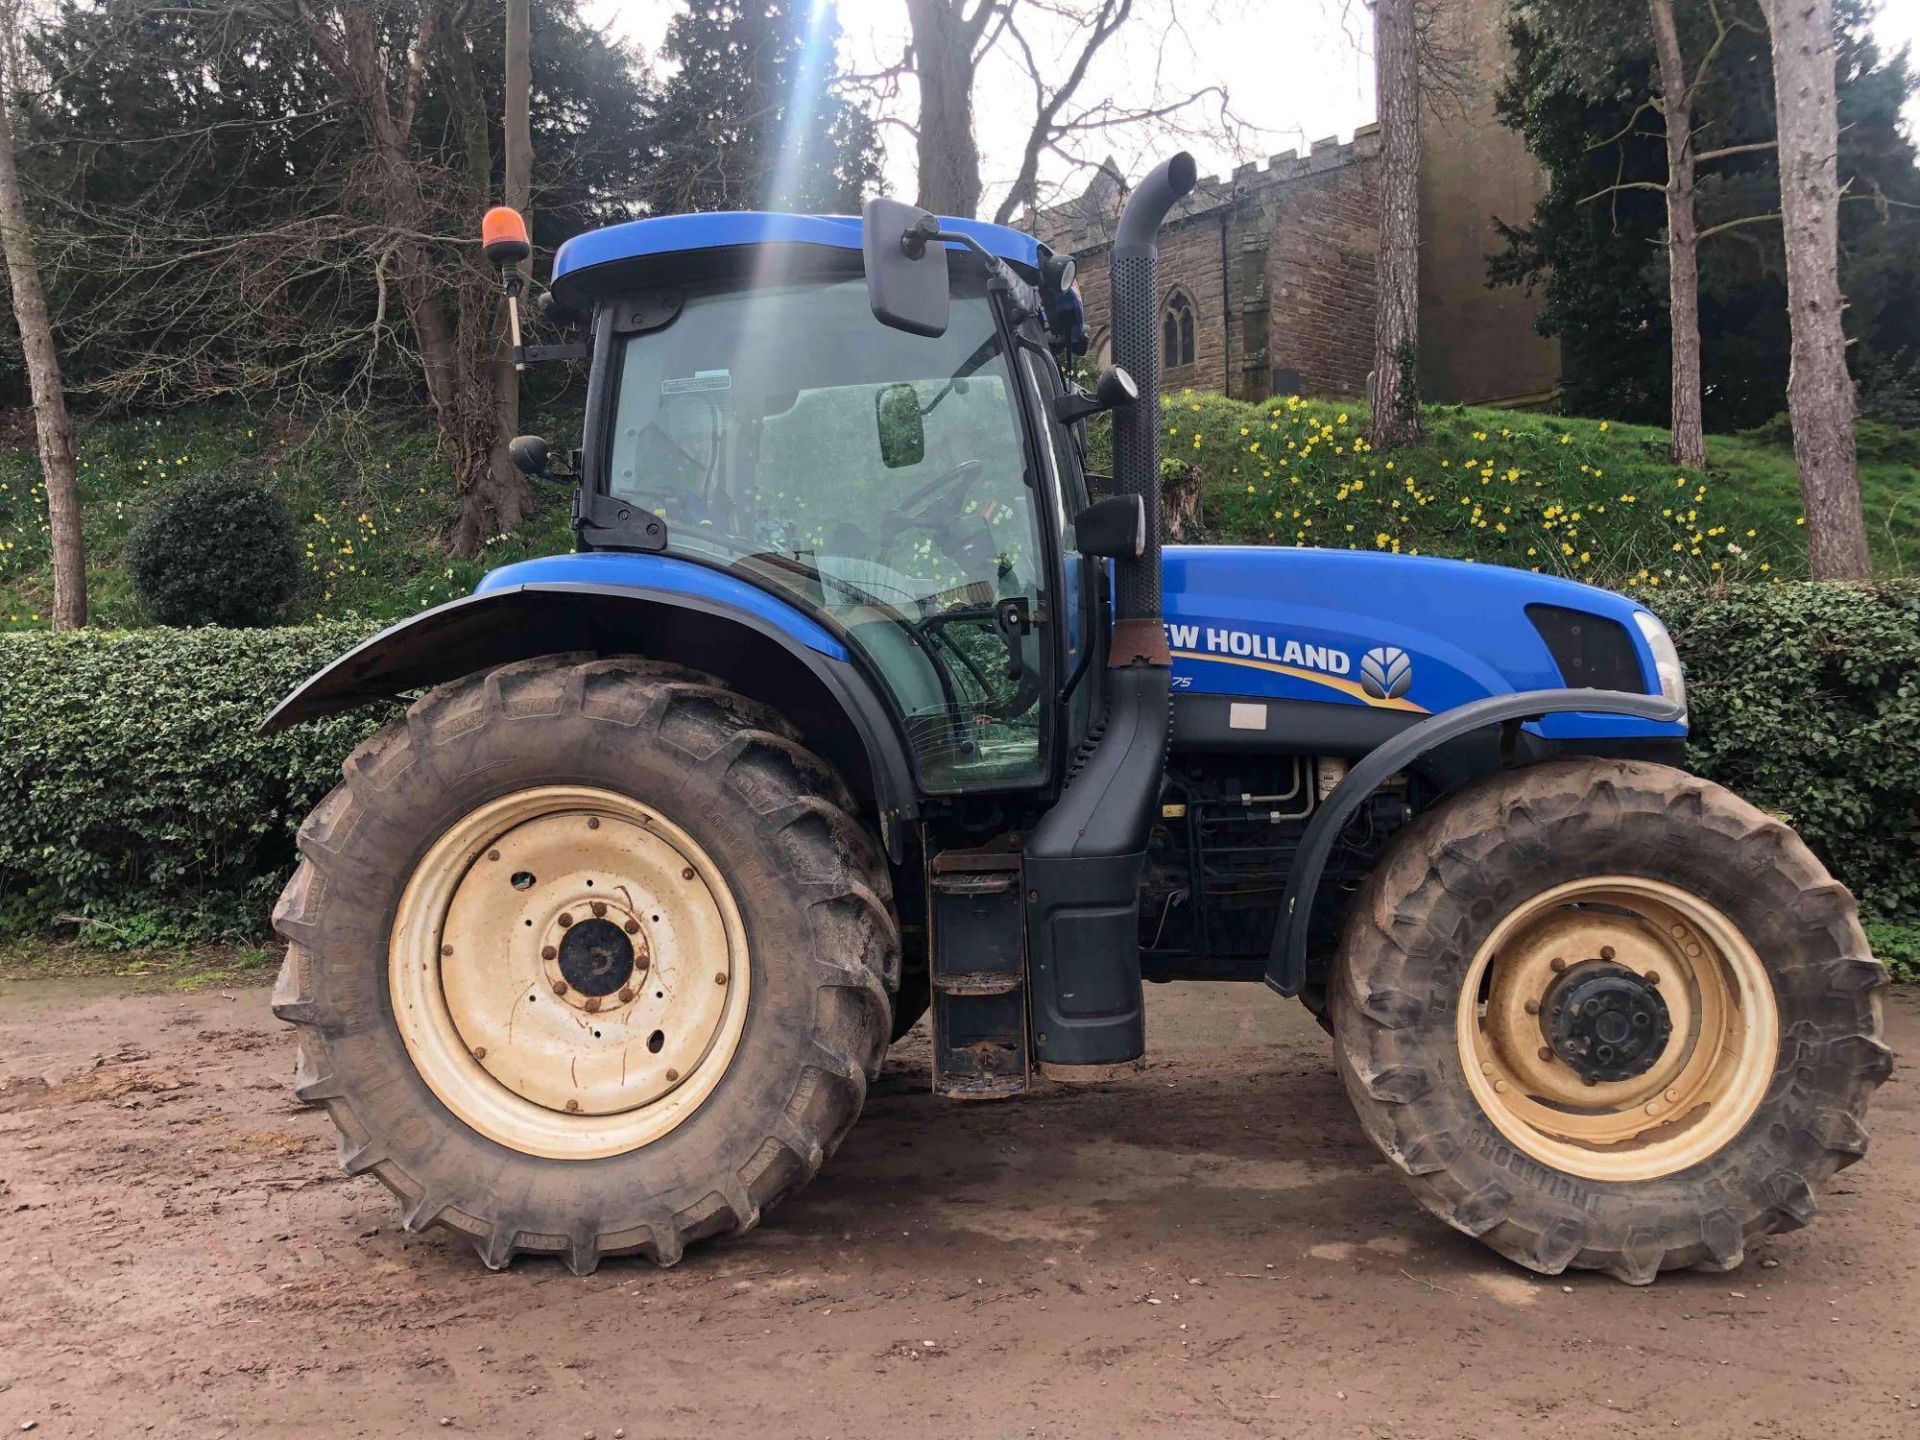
[482, 207, 531, 369]
[482, 206, 531, 267]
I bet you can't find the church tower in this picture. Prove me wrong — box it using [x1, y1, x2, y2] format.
[1416, 0, 1561, 404]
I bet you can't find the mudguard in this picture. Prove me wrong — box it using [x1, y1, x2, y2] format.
[1263, 686, 1687, 997]
[261, 579, 920, 851]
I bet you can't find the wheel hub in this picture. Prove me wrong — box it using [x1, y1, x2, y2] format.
[1543, 961, 1672, 1082]
[545, 907, 651, 1012]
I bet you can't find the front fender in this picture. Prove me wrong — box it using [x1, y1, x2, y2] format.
[1264, 687, 1687, 996]
[262, 581, 920, 847]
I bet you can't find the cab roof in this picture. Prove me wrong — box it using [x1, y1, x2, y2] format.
[549, 211, 1043, 307]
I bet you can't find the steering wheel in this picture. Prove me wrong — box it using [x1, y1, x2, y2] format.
[883, 459, 985, 540]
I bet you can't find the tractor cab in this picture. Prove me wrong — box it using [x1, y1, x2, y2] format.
[537, 211, 1106, 797]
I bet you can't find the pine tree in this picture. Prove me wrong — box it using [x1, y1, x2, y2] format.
[638, 0, 881, 216]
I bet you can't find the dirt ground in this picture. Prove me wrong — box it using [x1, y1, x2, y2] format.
[1, 976, 1914, 1440]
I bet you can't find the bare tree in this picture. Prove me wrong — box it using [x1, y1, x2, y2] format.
[890, 0, 1246, 221]
[1553, 0, 1780, 468]
[1647, 0, 1707, 467]
[1370, 0, 1421, 450]
[496, 0, 531, 468]
[1643, 0, 1779, 467]
[0, 0, 83, 627]
[1758, 0, 1869, 578]
[296, 0, 529, 555]
[904, 0, 992, 217]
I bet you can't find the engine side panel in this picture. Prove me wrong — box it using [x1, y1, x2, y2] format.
[1161, 546, 1684, 743]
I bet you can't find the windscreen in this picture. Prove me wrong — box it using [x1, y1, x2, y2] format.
[604, 272, 1050, 790]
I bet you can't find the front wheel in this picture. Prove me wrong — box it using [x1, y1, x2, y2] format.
[1330, 759, 1890, 1283]
[272, 657, 897, 1272]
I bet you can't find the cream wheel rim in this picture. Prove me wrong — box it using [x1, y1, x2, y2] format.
[390, 785, 750, 1160]
[1456, 876, 1777, 1183]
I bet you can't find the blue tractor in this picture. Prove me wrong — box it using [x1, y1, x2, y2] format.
[268, 155, 1888, 1283]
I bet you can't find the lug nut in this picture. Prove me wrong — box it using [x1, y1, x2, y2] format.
[552, 980, 568, 996]
[681, 867, 695, 881]
[1550, 957, 1567, 973]
[558, 912, 573, 928]
[635, 956, 651, 972]
[488, 849, 501, 862]
[587, 817, 600, 830]
[618, 987, 636, 1004]
[1538, 1046, 1554, 1062]
[664, 1068, 679, 1082]
[565, 1099, 581, 1113]
[624, 920, 640, 935]
[441, 944, 454, 957]
[1524, 999, 1541, 1016]
[541, 945, 558, 961]
[472, 1046, 487, 1061]
[1600, 945, 1615, 960]
[592, 901, 607, 918]
[584, 996, 601, 1013]
[715, 972, 728, 986]
[1645, 971, 1660, 984]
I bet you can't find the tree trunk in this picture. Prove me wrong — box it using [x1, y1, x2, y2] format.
[1760, 0, 1870, 579]
[1369, 0, 1422, 451]
[494, 0, 530, 485]
[0, 23, 84, 628]
[1649, 0, 1707, 469]
[906, 0, 986, 217]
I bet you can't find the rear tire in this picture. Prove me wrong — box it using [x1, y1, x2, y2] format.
[272, 656, 897, 1272]
[1330, 759, 1890, 1283]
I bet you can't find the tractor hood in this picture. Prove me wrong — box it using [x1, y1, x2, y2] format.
[1160, 546, 1684, 741]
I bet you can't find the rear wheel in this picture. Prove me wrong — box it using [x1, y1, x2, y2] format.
[1330, 759, 1890, 1283]
[273, 656, 897, 1272]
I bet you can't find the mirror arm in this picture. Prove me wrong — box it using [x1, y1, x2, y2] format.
[925, 227, 1039, 319]
[1054, 390, 1105, 425]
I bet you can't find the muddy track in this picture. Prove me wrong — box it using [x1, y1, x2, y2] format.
[1, 979, 1914, 1438]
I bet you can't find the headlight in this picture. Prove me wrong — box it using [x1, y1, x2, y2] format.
[1631, 610, 1687, 717]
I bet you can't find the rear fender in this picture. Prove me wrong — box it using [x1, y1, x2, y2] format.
[1264, 687, 1686, 996]
[263, 582, 919, 855]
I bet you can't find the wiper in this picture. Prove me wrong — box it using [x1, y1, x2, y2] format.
[917, 333, 1001, 416]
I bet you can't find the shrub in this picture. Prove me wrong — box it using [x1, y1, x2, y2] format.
[1652, 581, 1920, 926]
[0, 622, 381, 944]
[127, 474, 302, 627]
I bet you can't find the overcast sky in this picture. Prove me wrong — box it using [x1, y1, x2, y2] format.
[585, 0, 1919, 216]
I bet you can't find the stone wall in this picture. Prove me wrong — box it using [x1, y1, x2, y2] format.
[1042, 130, 1383, 404]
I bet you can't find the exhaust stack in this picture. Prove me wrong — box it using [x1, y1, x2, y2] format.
[1106, 152, 1198, 659]
[1024, 153, 1196, 1078]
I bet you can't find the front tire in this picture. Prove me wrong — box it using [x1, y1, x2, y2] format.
[272, 656, 897, 1273]
[1330, 759, 1890, 1283]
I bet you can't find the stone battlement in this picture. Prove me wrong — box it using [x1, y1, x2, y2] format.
[1030, 123, 1382, 253]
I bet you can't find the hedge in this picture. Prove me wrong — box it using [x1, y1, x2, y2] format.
[0, 622, 382, 944]
[1, 583, 1914, 963]
[1653, 581, 1920, 926]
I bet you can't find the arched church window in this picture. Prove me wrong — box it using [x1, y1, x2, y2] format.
[1162, 289, 1196, 369]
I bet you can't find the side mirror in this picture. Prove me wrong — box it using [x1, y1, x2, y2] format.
[506, 437, 572, 481]
[1054, 366, 1140, 424]
[875, 384, 927, 468]
[1074, 494, 1147, 560]
[862, 196, 950, 337]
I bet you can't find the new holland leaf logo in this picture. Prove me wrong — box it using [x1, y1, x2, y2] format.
[1360, 646, 1413, 701]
